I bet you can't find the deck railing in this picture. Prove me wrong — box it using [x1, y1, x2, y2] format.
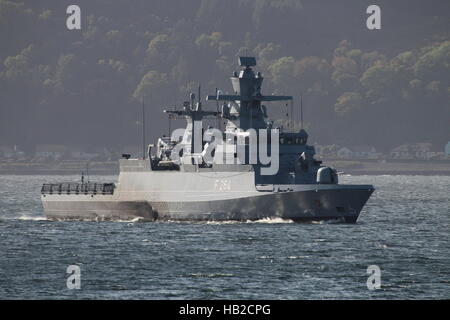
[41, 183, 115, 195]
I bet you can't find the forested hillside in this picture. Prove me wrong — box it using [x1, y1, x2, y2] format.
[0, 0, 449, 153]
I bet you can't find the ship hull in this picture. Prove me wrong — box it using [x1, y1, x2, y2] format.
[41, 185, 373, 223]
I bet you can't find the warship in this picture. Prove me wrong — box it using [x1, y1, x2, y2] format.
[41, 57, 374, 223]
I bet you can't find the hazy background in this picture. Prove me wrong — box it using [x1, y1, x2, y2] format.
[0, 0, 449, 154]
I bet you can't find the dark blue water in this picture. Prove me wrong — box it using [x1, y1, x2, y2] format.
[0, 175, 449, 299]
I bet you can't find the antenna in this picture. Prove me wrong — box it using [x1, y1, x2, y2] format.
[300, 94, 304, 129]
[168, 105, 174, 137]
[142, 95, 146, 159]
[290, 99, 294, 132]
[215, 88, 220, 130]
[198, 84, 201, 109]
[86, 162, 90, 183]
[285, 103, 289, 131]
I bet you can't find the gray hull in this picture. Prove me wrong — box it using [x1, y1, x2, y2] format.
[42, 184, 373, 223]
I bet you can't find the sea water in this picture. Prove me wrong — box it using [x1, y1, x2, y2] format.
[0, 175, 448, 299]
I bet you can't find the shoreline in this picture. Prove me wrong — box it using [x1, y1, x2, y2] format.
[0, 159, 449, 176]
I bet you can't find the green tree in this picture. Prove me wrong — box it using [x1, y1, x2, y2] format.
[331, 56, 358, 88]
[133, 70, 168, 100]
[360, 61, 396, 100]
[334, 92, 363, 115]
[293, 56, 330, 95]
[268, 56, 295, 89]
[414, 40, 450, 82]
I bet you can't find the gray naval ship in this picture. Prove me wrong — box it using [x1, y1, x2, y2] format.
[41, 57, 374, 223]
